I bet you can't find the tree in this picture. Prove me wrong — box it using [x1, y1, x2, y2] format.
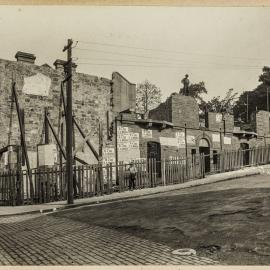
[180, 81, 207, 107]
[234, 66, 270, 123]
[136, 80, 162, 114]
[203, 88, 238, 114]
[259, 66, 270, 85]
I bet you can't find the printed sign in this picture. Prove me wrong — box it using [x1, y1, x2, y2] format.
[216, 113, 222, 123]
[224, 136, 232, 145]
[212, 133, 220, 142]
[142, 129, 152, 139]
[175, 132, 186, 148]
[117, 126, 140, 162]
[160, 137, 178, 147]
[187, 135, 196, 145]
[23, 73, 51, 96]
[38, 144, 57, 166]
[102, 147, 115, 165]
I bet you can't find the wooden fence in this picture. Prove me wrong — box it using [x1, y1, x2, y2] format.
[1, 146, 270, 206]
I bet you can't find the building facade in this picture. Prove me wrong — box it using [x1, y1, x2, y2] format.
[0, 51, 270, 172]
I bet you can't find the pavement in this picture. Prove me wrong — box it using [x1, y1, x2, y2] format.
[0, 164, 269, 217]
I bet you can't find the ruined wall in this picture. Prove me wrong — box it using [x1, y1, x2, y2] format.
[149, 96, 172, 123]
[207, 112, 234, 133]
[171, 94, 200, 129]
[111, 72, 136, 113]
[251, 110, 270, 137]
[0, 56, 112, 167]
[149, 94, 200, 128]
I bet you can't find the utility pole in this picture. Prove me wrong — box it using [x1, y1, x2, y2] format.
[63, 39, 74, 204]
[44, 107, 49, 144]
[246, 92, 249, 122]
[267, 86, 269, 112]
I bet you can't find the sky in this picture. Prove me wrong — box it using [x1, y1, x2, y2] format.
[0, 6, 270, 101]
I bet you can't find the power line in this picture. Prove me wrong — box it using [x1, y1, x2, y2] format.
[76, 62, 262, 70]
[74, 48, 263, 69]
[74, 57, 262, 69]
[76, 40, 270, 62]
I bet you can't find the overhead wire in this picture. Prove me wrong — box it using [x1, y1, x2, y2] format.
[73, 54, 263, 69]
[76, 40, 269, 62]
[75, 62, 262, 70]
[72, 40, 267, 71]
[74, 46, 264, 70]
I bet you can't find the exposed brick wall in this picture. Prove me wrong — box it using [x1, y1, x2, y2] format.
[0, 57, 117, 165]
[207, 112, 234, 133]
[223, 114, 234, 133]
[170, 94, 199, 128]
[254, 111, 270, 137]
[149, 96, 172, 123]
[207, 112, 223, 131]
[149, 94, 200, 129]
[1, 54, 269, 169]
[111, 72, 136, 113]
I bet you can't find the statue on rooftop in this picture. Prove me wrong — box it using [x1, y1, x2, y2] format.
[181, 74, 190, 96]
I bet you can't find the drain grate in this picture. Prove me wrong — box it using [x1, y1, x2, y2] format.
[172, 248, 197, 256]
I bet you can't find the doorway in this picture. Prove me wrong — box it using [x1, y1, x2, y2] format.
[199, 138, 210, 173]
[147, 141, 161, 177]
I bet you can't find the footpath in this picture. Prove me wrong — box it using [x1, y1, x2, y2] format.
[0, 164, 269, 217]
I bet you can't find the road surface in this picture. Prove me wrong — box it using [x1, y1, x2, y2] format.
[1, 174, 270, 265]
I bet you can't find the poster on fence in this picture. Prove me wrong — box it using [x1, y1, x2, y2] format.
[102, 147, 116, 183]
[38, 144, 57, 166]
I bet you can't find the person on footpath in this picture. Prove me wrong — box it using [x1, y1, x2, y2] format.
[129, 161, 137, 191]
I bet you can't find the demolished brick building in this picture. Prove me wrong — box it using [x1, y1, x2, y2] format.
[0, 51, 270, 173]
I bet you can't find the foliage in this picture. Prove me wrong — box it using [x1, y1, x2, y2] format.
[203, 88, 238, 114]
[136, 80, 162, 114]
[180, 81, 207, 106]
[234, 66, 270, 122]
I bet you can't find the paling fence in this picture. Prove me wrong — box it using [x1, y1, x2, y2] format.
[1, 146, 270, 206]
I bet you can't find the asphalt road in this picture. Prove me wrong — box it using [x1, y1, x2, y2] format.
[53, 174, 270, 265]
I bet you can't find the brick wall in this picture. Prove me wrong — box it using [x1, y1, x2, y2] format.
[111, 72, 136, 113]
[207, 112, 234, 133]
[171, 94, 199, 128]
[253, 110, 270, 137]
[0, 55, 136, 167]
[149, 94, 199, 128]
[149, 96, 172, 123]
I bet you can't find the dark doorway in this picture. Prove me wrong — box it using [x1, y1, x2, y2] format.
[240, 143, 250, 166]
[199, 138, 210, 173]
[147, 141, 161, 177]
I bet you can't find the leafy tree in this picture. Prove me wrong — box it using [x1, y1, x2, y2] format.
[259, 66, 270, 85]
[203, 88, 238, 114]
[180, 81, 207, 106]
[234, 66, 270, 123]
[136, 80, 162, 114]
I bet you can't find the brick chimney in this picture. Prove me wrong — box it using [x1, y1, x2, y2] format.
[53, 59, 77, 72]
[15, 51, 36, 64]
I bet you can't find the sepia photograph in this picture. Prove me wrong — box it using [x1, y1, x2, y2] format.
[0, 3, 270, 267]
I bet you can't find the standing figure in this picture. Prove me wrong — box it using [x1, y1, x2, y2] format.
[181, 74, 190, 96]
[129, 161, 137, 190]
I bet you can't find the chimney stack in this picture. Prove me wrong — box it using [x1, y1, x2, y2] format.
[53, 59, 77, 72]
[15, 51, 36, 64]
